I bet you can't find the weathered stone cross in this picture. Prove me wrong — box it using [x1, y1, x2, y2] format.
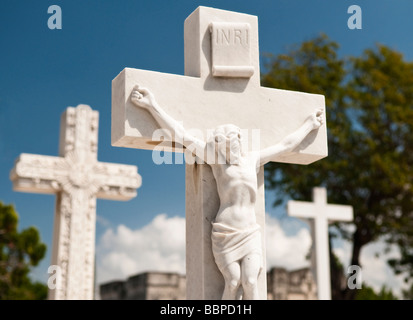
[287, 187, 353, 300]
[112, 6, 327, 299]
[10, 104, 141, 300]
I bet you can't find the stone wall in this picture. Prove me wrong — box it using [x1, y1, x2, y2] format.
[99, 266, 317, 300]
[267, 267, 317, 300]
[100, 272, 186, 300]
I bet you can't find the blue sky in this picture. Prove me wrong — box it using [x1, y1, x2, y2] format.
[1, 0, 412, 298]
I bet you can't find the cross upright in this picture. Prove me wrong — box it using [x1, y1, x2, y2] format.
[10, 104, 142, 300]
[287, 187, 353, 300]
[112, 6, 327, 299]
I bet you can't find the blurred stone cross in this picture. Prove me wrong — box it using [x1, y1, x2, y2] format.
[112, 6, 327, 299]
[10, 104, 142, 300]
[287, 187, 354, 300]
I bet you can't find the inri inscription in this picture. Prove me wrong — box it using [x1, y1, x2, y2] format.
[210, 22, 254, 78]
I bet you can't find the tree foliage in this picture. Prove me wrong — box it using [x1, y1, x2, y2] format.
[0, 201, 47, 300]
[402, 283, 413, 300]
[262, 34, 413, 299]
[355, 284, 398, 300]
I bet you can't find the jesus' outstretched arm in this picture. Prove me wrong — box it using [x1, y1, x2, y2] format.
[131, 85, 207, 160]
[258, 109, 324, 167]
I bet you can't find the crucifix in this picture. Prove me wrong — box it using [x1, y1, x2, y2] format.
[10, 104, 142, 300]
[112, 6, 327, 299]
[287, 187, 353, 300]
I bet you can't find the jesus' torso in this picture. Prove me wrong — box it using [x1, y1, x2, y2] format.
[210, 152, 259, 230]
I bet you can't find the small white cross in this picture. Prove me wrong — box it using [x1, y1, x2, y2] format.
[288, 187, 353, 300]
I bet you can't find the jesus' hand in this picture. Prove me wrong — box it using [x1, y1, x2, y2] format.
[306, 108, 324, 131]
[131, 85, 156, 110]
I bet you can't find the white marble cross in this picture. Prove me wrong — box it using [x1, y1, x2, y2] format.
[287, 187, 353, 300]
[10, 104, 141, 300]
[112, 6, 327, 299]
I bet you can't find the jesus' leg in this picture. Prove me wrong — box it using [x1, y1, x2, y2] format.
[241, 253, 262, 300]
[221, 261, 242, 300]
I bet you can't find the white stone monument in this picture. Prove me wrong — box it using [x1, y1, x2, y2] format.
[112, 6, 328, 299]
[10, 104, 142, 300]
[287, 187, 353, 300]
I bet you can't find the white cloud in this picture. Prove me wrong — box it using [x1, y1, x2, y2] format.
[96, 215, 111, 228]
[265, 214, 312, 270]
[359, 240, 408, 298]
[332, 242, 352, 268]
[96, 213, 186, 285]
[331, 233, 408, 298]
[96, 213, 313, 285]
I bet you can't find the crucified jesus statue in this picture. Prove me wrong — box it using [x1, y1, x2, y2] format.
[131, 85, 324, 300]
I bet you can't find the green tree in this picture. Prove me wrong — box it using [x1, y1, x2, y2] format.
[0, 201, 47, 300]
[262, 34, 413, 299]
[355, 284, 398, 300]
[402, 283, 413, 300]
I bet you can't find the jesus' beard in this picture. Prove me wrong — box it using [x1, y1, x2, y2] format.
[227, 142, 242, 164]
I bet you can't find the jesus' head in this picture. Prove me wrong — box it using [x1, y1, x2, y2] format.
[211, 124, 243, 165]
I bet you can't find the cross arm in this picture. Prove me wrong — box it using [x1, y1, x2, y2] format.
[324, 204, 354, 222]
[258, 109, 324, 167]
[10, 153, 67, 194]
[130, 85, 207, 160]
[112, 68, 327, 165]
[93, 162, 142, 201]
[288, 200, 354, 222]
[287, 200, 317, 219]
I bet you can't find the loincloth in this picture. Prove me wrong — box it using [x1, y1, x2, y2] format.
[211, 221, 263, 271]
